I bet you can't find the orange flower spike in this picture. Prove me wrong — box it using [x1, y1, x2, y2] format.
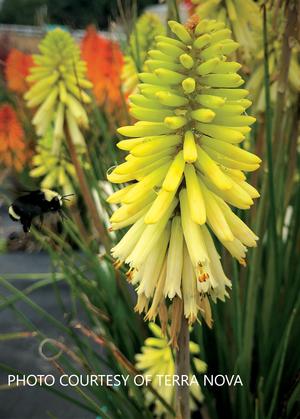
[81, 26, 123, 109]
[5, 49, 33, 94]
[0, 104, 27, 171]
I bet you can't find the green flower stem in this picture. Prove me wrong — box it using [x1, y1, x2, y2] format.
[273, 0, 299, 157]
[263, 5, 279, 274]
[175, 314, 190, 419]
[167, 0, 180, 27]
[64, 123, 110, 252]
[132, 0, 142, 72]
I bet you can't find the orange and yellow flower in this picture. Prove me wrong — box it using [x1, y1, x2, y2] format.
[81, 26, 124, 111]
[0, 104, 28, 171]
[5, 49, 33, 94]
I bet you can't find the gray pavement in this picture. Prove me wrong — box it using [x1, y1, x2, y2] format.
[0, 209, 95, 419]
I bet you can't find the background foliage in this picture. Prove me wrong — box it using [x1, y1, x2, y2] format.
[0, 0, 158, 28]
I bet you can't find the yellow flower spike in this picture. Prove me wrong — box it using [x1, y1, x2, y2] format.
[183, 131, 197, 163]
[30, 128, 76, 196]
[162, 151, 185, 191]
[25, 28, 91, 149]
[108, 18, 260, 327]
[185, 164, 206, 225]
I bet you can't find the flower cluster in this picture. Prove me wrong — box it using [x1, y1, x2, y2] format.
[30, 129, 76, 196]
[185, 0, 261, 62]
[81, 26, 123, 112]
[5, 49, 33, 94]
[122, 12, 165, 97]
[0, 104, 28, 171]
[135, 323, 206, 415]
[108, 18, 261, 326]
[25, 28, 92, 148]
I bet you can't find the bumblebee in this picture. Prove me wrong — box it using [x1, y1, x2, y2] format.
[8, 189, 71, 233]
